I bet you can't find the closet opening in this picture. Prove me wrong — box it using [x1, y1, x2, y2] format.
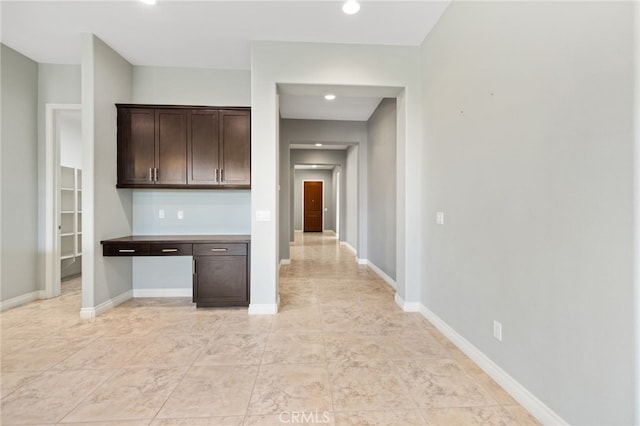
[45, 104, 82, 301]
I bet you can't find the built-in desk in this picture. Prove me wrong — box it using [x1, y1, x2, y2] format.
[101, 235, 250, 307]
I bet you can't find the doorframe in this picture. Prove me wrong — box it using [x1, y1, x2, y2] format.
[44, 103, 81, 299]
[302, 179, 325, 232]
[335, 171, 340, 239]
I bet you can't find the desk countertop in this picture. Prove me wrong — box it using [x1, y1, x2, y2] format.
[100, 235, 251, 244]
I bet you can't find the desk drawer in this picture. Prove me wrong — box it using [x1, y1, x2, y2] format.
[103, 243, 150, 256]
[150, 243, 192, 256]
[193, 243, 247, 256]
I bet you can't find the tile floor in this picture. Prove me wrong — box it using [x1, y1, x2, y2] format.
[1, 232, 540, 425]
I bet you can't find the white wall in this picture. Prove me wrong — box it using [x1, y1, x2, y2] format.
[0, 44, 39, 303]
[59, 111, 82, 168]
[420, 2, 637, 424]
[132, 66, 251, 106]
[81, 34, 133, 311]
[366, 98, 396, 279]
[130, 65, 252, 292]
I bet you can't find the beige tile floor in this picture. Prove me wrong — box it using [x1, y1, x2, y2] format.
[1, 233, 540, 425]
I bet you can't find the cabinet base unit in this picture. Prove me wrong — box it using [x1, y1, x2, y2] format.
[100, 235, 250, 308]
[193, 255, 248, 307]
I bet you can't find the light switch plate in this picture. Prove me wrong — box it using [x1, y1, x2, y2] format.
[256, 210, 271, 222]
[177, 210, 184, 220]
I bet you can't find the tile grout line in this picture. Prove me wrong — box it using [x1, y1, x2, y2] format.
[241, 308, 273, 423]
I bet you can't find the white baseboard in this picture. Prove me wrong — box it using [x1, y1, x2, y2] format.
[394, 293, 420, 312]
[79, 290, 133, 319]
[356, 257, 368, 265]
[133, 288, 191, 298]
[248, 303, 279, 315]
[419, 305, 567, 426]
[0, 290, 46, 312]
[340, 241, 357, 255]
[365, 260, 397, 290]
[279, 259, 291, 272]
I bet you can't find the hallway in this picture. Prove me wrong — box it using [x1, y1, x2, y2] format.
[1, 232, 538, 425]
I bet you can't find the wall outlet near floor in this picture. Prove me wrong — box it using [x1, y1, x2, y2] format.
[177, 210, 184, 220]
[158, 209, 165, 219]
[436, 211, 445, 225]
[493, 320, 503, 341]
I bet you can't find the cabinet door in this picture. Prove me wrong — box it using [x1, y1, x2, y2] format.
[188, 110, 220, 185]
[219, 110, 250, 187]
[156, 109, 188, 185]
[118, 107, 155, 185]
[193, 255, 248, 306]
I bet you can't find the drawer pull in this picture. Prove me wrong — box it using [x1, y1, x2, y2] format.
[162, 248, 179, 253]
[118, 249, 136, 253]
[210, 248, 228, 252]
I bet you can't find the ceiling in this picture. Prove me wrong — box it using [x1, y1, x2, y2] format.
[1, 0, 450, 69]
[1, 1, 450, 122]
[278, 82, 403, 121]
[280, 94, 382, 121]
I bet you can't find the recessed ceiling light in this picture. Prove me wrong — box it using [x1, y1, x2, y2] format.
[312, 165, 318, 168]
[315, 143, 323, 147]
[342, 0, 360, 15]
[140, 0, 157, 5]
[324, 94, 336, 101]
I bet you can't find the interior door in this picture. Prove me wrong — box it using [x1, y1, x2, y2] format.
[304, 181, 323, 232]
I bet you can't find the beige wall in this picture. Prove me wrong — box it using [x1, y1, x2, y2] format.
[420, 2, 637, 423]
[0, 44, 39, 303]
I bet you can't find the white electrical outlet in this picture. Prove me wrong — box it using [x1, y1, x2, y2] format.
[493, 320, 503, 341]
[436, 211, 445, 225]
[158, 209, 165, 219]
[177, 210, 184, 220]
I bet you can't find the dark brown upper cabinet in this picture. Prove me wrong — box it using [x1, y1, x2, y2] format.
[116, 105, 251, 189]
[219, 110, 251, 187]
[189, 109, 219, 185]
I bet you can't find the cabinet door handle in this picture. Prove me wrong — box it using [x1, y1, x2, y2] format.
[193, 258, 197, 274]
[220, 169, 223, 183]
[162, 248, 179, 253]
[215, 168, 219, 183]
[154, 168, 158, 182]
[210, 248, 228, 252]
[149, 168, 153, 182]
[118, 249, 136, 253]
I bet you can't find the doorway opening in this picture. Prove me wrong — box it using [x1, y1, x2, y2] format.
[278, 83, 403, 307]
[45, 104, 82, 301]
